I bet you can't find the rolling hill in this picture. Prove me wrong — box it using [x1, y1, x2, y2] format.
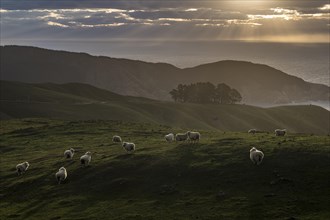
[1, 119, 330, 219]
[1, 45, 329, 105]
[1, 81, 329, 134]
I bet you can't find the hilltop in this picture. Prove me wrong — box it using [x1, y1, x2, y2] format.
[1, 81, 329, 134]
[1, 45, 328, 105]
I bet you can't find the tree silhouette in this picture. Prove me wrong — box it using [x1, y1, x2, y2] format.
[169, 89, 179, 102]
[170, 82, 242, 104]
[229, 89, 242, 104]
[215, 83, 231, 104]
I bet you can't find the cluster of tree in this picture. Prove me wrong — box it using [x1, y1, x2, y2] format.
[169, 82, 242, 104]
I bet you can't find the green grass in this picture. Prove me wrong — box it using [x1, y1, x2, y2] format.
[1, 118, 330, 220]
[1, 80, 329, 134]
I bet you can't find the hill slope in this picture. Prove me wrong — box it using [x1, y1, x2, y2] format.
[1, 45, 328, 105]
[1, 119, 330, 219]
[1, 81, 329, 134]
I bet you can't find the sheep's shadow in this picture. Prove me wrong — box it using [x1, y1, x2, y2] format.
[113, 153, 135, 160]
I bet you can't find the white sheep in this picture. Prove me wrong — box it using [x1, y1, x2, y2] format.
[16, 161, 29, 175]
[165, 133, 175, 142]
[64, 148, 75, 159]
[122, 142, 135, 153]
[80, 152, 92, 166]
[275, 129, 286, 136]
[250, 147, 264, 165]
[112, 135, 122, 143]
[187, 131, 200, 143]
[175, 132, 188, 142]
[248, 129, 257, 134]
[55, 167, 67, 184]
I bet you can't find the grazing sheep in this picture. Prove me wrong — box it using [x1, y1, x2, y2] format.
[64, 148, 75, 159]
[275, 129, 286, 136]
[122, 142, 135, 153]
[112, 135, 122, 143]
[80, 152, 92, 166]
[16, 162, 29, 175]
[165, 133, 175, 142]
[187, 131, 200, 143]
[55, 167, 67, 184]
[250, 147, 264, 165]
[248, 129, 257, 134]
[175, 132, 188, 142]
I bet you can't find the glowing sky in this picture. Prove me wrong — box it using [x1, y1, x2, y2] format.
[1, 0, 329, 42]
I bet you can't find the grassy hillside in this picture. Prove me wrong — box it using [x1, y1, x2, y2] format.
[0, 119, 329, 219]
[1, 45, 328, 104]
[1, 81, 329, 134]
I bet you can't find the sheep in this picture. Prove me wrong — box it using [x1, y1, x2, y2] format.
[248, 129, 257, 134]
[175, 132, 188, 142]
[16, 161, 29, 175]
[64, 148, 75, 159]
[187, 131, 200, 143]
[122, 142, 135, 153]
[275, 129, 286, 136]
[80, 152, 92, 166]
[112, 135, 122, 143]
[250, 147, 264, 165]
[55, 167, 67, 184]
[165, 133, 175, 142]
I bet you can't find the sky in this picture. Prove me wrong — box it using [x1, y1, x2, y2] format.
[1, 0, 329, 85]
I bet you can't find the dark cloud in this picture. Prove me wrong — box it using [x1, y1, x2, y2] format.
[1, 0, 194, 10]
[2, 0, 328, 10]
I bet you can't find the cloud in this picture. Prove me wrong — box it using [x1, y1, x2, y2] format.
[185, 8, 198, 12]
[47, 21, 69, 28]
[319, 4, 330, 10]
[0, 4, 328, 43]
[158, 18, 190, 22]
[79, 23, 126, 28]
[271, 8, 299, 15]
[0, 7, 250, 28]
[248, 7, 329, 21]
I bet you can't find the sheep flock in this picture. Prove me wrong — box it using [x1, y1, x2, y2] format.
[15, 128, 289, 184]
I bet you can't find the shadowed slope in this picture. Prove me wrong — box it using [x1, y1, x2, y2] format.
[1, 81, 329, 134]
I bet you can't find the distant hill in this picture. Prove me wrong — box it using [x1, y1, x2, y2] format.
[1, 45, 328, 105]
[1, 80, 329, 134]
